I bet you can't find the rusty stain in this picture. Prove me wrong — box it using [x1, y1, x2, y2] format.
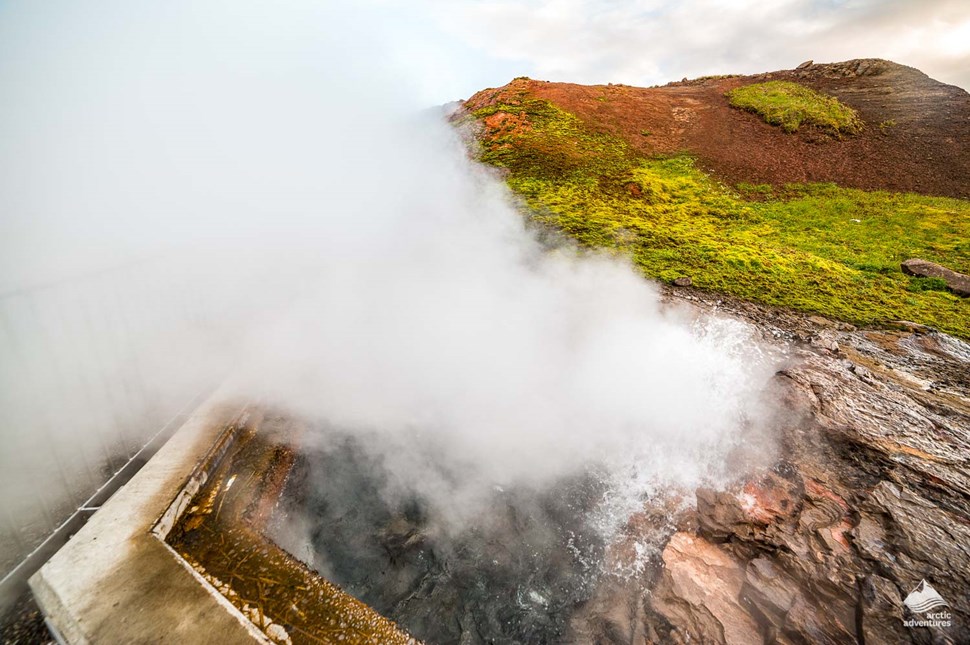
[167, 410, 417, 645]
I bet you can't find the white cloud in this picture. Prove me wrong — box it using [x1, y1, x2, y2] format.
[425, 0, 970, 92]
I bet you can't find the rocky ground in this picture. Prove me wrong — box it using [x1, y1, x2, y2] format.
[0, 591, 53, 645]
[569, 286, 970, 644]
[271, 282, 969, 644]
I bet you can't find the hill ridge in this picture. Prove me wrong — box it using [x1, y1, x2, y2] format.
[464, 58, 970, 198]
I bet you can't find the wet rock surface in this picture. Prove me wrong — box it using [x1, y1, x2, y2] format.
[632, 288, 970, 644]
[273, 438, 615, 644]
[272, 287, 968, 644]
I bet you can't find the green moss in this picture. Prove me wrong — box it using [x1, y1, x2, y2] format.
[471, 96, 970, 338]
[473, 97, 633, 179]
[726, 81, 863, 134]
[907, 277, 950, 293]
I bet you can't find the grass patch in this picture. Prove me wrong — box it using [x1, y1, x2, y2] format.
[907, 277, 950, 293]
[470, 96, 970, 338]
[726, 81, 863, 134]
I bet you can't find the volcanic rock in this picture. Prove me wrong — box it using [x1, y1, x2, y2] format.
[652, 532, 761, 645]
[636, 288, 970, 644]
[860, 574, 909, 644]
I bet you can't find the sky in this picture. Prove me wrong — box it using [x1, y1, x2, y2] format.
[409, 0, 970, 103]
[0, 0, 967, 291]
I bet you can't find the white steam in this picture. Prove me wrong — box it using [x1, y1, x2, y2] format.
[0, 0, 778, 552]
[244, 114, 777, 518]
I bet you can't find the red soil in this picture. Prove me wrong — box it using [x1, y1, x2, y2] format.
[464, 59, 970, 199]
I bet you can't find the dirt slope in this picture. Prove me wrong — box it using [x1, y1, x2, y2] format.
[465, 59, 970, 198]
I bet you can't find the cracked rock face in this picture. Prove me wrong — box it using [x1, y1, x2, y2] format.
[271, 286, 967, 644]
[632, 291, 970, 644]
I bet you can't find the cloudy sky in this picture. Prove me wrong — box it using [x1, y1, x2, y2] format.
[403, 0, 970, 102]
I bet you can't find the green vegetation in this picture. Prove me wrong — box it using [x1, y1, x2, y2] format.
[471, 96, 970, 338]
[907, 277, 949, 293]
[726, 81, 863, 134]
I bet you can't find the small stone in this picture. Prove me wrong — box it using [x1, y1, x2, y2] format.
[673, 277, 692, 287]
[796, 60, 813, 70]
[265, 623, 293, 644]
[807, 315, 834, 328]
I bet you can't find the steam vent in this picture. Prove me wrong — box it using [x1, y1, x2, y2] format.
[2, 1, 970, 643]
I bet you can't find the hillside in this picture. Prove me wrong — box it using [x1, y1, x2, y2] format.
[458, 59, 970, 338]
[465, 59, 970, 197]
[455, 61, 970, 644]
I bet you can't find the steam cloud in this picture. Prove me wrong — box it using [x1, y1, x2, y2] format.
[0, 0, 778, 550]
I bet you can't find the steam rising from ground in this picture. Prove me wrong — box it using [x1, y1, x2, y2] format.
[0, 0, 778, 554]
[246, 112, 778, 527]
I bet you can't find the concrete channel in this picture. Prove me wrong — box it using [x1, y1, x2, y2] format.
[28, 389, 414, 644]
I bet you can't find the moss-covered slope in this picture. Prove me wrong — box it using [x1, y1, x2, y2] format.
[460, 79, 970, 338]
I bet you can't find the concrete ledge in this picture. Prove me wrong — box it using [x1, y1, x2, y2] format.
[28, 388, 267, 644]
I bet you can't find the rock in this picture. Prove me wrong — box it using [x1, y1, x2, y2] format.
[809, 334, 839, 353]
[783, 594, 855, 644]
[858, 482, 970, 598]
[740, 558, 798, 628]
[796, 60, 813, 70]
[673, 277, 692, 287]
[696, 472, 800, 542]
[860, 575, 908, 645]
[900, 258, 970, 296]
[696, 488, 745, 541]
[567, 276, 970, 645]
[640, 288, 970, 644]
[807, 315, 835, 328]
[651, 533, 762, 644]
[886, 320, 933, 334]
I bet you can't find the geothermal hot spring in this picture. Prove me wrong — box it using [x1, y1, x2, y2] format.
[0, 3, 779, 642]
[191, 318, 775, 645]
[272, 431, 656, 642]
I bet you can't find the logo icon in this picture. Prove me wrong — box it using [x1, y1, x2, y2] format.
[903, 579, 949, 614]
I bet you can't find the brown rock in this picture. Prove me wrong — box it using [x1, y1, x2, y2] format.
[900, 258, 970, 296]
[741, 558, 798, 625]
[885, 320, 932, 334]
[696, 488, 748, 541]
[673, 276, 692, 287]
[796, 60, 813, 70]
[784, 594, 855, 643]
[807, 315, 835, 328]
[696, 471, 800, 543]
[652, 533, 761, 645]
[860, 575, 908, 645]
